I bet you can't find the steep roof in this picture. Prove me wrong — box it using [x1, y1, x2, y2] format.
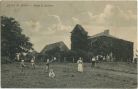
[40, 41, 69, 54]
[71, 24, 88, 35]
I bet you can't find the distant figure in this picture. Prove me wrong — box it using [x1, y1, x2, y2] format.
[103, 56, 106, 62]
[96, 56, 99, 63]
[46, 59, 50, 72]
[31, 56, 35, 69]
[99, 55, 103, 62]
[53, 57, 56, 61]
[77, 57, 83, 72]
[91, 57, 96, 67]
[16, 53, 20, 61]
[20, 60, 25, 72]
[49, 69, 55, 78]
[106, 55, 110, 62]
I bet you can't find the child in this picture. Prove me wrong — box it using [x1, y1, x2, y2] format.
[49, 69, 55, 78]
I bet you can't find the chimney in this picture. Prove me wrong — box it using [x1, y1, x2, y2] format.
[104, 29, 109, 35]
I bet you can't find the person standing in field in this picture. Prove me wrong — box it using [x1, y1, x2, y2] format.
[91, 57, 96, 67]
[53, 57, 56, 61]
[16, 53, 20, 61]
[31, 56, 35, 69]
[99, 55, 103, 62]
[77, 57, 83, 72]
[46, 59, 50, 72]
[103, 56, 106, 62]
[20, 59, 25, 72]
[96, 55, 99, 63]
[106, 55, 110, 62]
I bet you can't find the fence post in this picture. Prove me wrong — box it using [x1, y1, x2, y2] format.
[73, 57, 75, 63]
[64, 57, 66, 63]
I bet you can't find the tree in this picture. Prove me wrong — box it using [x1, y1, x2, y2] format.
[1, 16, 33, 62]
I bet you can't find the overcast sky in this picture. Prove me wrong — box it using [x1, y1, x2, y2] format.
[1, 1, 137, 54]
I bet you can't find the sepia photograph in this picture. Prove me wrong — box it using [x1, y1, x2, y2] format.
[1, 0, 137, 88]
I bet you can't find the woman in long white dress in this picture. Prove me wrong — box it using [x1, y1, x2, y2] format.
[77, 57, 83, 72]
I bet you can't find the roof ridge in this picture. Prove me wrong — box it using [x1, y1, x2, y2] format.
[88, 31, 132, 43]
[40, 41, 69, 54]
[71, 24, 87, 34]
[88, 32, 117, 39]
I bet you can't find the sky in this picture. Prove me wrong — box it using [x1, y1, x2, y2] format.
[1, 1, 137, 55]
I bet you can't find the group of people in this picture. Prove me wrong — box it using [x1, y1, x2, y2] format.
[20, 56, 35, 72]
[16, 53, 98, 78]
[45, 57, 57, 78]
[16, 53, 56, 78]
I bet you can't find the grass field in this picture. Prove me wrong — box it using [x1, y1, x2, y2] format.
[1, 62, 137, 88]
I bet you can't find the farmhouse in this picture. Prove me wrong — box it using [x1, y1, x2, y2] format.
[88, 30, 133, 62]
[71, 24, 133, 62]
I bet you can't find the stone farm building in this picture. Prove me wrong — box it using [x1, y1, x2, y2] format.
[71, 24, 133, 62]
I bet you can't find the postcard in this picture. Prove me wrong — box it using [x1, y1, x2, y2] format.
[1, 0, 137, 88]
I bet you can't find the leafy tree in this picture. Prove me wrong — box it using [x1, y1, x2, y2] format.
[1, 16, 33, 62]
